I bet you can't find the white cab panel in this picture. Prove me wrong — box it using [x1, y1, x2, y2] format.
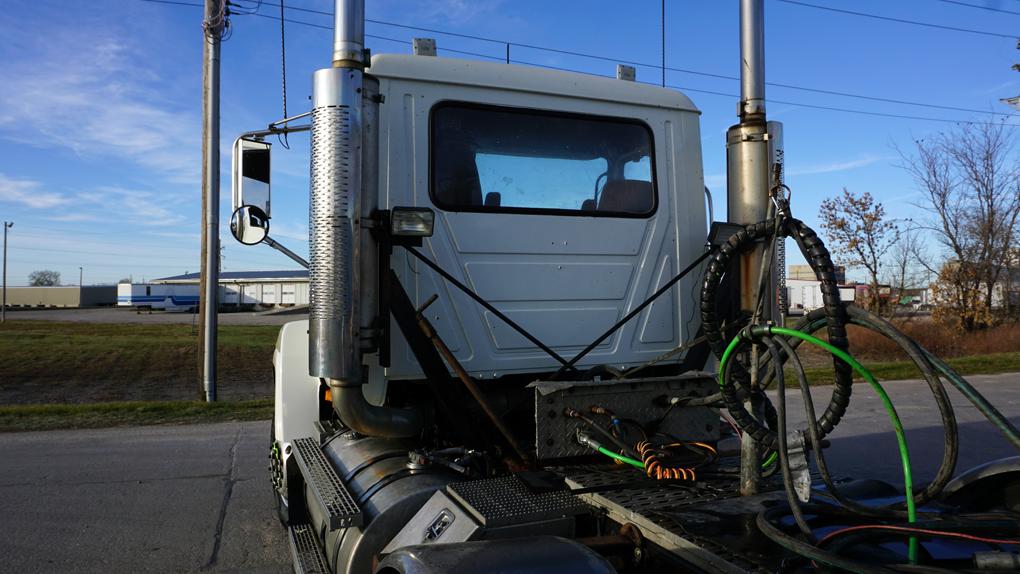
[370, 55, 707, 379]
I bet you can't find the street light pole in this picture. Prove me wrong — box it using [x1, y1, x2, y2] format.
[2, 221, 11, 323]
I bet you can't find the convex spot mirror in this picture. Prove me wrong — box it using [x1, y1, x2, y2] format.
[232, 138, 271, 217]
[230, 205, 270, 246]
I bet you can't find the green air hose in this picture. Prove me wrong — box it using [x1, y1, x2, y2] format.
[595, 445, 645, 469]
[719, 325, 919, 563]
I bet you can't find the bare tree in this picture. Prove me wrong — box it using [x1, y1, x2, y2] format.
[819, 188, 899, 313]
[28, 270, 61, 286]
[885, 225, 922, 314]
[899, 121, 1020, 330]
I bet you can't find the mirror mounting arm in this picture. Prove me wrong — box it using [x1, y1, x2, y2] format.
[264, 236, 309, 269]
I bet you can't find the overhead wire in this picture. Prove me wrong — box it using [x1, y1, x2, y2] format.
[775, 0, 1019, 39]
[137, 0, 1017, 122]
[277, 0, 290, 149]
[934, 0, 1020, 16]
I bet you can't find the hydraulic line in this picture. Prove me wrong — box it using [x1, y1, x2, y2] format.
[720, 325, 920, 563]
[756, 507, 900, 574]
[760, 305, 961, 507]
[767, 337, 815, 540]
[701, 217, 854, 446]
[773, 334, 908, 520]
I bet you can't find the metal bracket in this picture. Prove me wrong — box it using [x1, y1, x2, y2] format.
[787, 430, 811, 503]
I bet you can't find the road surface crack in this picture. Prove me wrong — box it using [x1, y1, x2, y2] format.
[202, 426, 242, 570]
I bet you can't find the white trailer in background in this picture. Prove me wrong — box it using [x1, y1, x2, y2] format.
[786, 278, 855, 315]
[117, 283, 200, 311]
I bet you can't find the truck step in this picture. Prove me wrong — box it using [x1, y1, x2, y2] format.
[288, 523, 330, 574]
[291, 437, 363, 530]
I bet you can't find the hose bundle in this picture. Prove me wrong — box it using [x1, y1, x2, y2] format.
[700, 212, 1020, 570]
[700, 217, 855, 447]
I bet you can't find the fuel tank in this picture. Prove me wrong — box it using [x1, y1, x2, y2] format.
[305, 432, 459, 574]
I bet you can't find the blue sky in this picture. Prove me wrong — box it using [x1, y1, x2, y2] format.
[0, 0, 1016, 285]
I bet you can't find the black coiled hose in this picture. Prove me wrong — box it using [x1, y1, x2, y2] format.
[700, 217, 854, 447]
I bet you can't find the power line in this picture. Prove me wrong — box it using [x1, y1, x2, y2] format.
[933, 0, 1020, 17]
[136, 0, 1017, 125]
[269, 0, 1014, 117]
[776, 0, 1018, 39]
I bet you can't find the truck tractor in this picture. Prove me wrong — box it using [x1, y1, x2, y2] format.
[228, 1, 1020, 572]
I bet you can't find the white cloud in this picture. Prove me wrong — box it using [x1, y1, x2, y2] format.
[78, 185, 188, 227]
[45, 213, 99, 223]
[372, 0, 506, 25]
[0, 23, 199, 184]
[0, 173, 67, 209]
[787, 155, 884, 176]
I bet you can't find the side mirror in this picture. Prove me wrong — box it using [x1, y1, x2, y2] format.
[230, 205, 270, 245]
[232, 138, 271, 217]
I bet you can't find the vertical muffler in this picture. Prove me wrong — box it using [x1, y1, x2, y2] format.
[308, 0, 423, 437]
[309, 65, 362, 382]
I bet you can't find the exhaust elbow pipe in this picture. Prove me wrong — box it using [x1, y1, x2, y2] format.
[329, 380, 426, 438]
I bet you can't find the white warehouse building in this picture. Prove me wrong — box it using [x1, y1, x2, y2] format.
[118, 270, 309, 310]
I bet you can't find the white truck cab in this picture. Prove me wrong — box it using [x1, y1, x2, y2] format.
[369, 54, 707, 380]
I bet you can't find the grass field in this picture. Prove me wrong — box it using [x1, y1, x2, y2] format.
[0, 399, 274, 432]
[1, 318, 1018, 431]
[0, 321, 279, 405]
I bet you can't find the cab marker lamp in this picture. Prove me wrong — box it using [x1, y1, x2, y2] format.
[391, 207, 436, 237]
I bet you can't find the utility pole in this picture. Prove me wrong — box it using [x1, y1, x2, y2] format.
[199, 0, 223, 402]
[2, 221, 11, 323]
[79, 266, 83, 307]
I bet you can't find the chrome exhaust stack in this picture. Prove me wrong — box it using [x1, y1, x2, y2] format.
[725, 0, 773, 496]
[309, 59, 362, 382]
[309, 0, 423, 437]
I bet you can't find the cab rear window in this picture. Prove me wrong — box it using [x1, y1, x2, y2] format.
[429, 102, 657, 217]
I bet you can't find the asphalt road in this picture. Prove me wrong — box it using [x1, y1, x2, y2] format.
[1, 374, 1018, 574]
[0, 421, 291, 574]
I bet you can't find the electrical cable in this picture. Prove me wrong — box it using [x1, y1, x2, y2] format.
[137, 0, 1019, 124]
[277, 0, 289, 149]
[934, 0, 1020, 16]
[775, 0, 1018, 39]
[818, 524, 1020, 548]
[756, 506, 900, 574]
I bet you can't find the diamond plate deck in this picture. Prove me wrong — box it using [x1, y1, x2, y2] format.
[559, 465, 785, 574]
[291, 437, 363, 530]
[445, 475, 589, 528]
[289, 523, 331, 574]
